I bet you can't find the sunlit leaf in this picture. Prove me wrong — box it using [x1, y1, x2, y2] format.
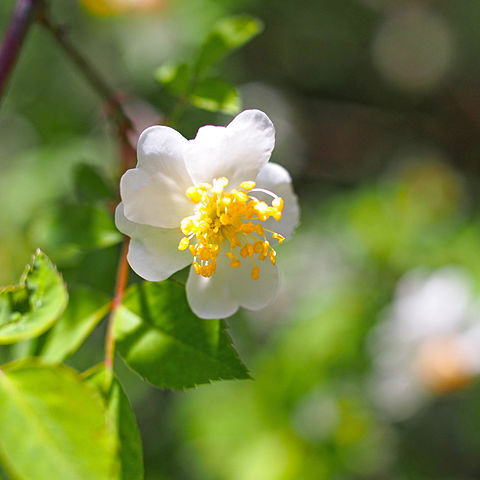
[74, 164, 115, 202]
[0, 360, 119, 480]
[86, 366, 144, 480]
[38, 286, 110, 363]
[114, 282, 250, 389]
[190, 78, 241, 114]
[196, 15, 264, 74]
[154, 62, 192, 95]
[0, 251, 68, 345]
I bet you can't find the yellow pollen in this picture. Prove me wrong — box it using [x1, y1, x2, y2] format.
[186, 186, 203, 203]
[253, 241, 263, 253]
[178, 177, 284, 279]
[241, 181, 256, 190]
[272, 233, 285, 244]
[178, 237, 190, 251]
[272, 197, 284, 212]
[269, 249, 276, 265]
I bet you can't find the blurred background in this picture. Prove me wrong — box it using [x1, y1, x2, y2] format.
[2, 0, 480, 478]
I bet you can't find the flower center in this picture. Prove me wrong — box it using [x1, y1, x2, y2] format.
[178, 177, 285, 280]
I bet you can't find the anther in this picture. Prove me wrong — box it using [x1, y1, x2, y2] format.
[178, 237, 190, 251]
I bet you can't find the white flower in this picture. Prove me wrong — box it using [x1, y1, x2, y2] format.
[115, 110, 300, 319]
[369, 267, 480, 419]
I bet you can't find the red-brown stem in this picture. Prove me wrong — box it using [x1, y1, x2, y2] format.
[0, 0, 43, 103]
[1, 4, 137, 369]
[37, 7, 138, 369]
[105, 237, 130, 370]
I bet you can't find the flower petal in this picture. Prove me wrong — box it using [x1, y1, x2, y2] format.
[229, 258, 280, 311]
[255, 162, 300, 239]
[120, 126, 193, 228]
[184, 109, 275, 186]
[185, 254, 239, 319]
[115, 204, 190, 281]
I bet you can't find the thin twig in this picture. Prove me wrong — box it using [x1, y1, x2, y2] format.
[37, 8, 139, 369]
[0, 0, 43, 103]
[38, 7, 136, 161]
[105, 237, 130, 370]
[2, 3, 136, 371]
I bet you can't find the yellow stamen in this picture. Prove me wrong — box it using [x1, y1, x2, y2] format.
[272, 233, 285, 244]
[178, 237, 190, 251]
[269, 249, 276, 265]
[241, 181, 256, 190]
[272, 197, 284, 212]
[178, 177, 285, 279]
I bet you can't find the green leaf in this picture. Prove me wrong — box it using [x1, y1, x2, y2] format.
[190, 78, 241, 114]
[74, 164, 115, 202]
[38, 286, 110, 363]
[29, 203, 122, 263]
[154, 62, 192, 95]
[114, 281, 250, 389]
[86, 366, 144, 480]
[0, 251, 68, 345]
[0, 360, 119, 480]
[196, 15, 264, 74]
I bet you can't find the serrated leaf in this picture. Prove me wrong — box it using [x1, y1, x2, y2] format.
[29, 203, 122, 263]
[0, 360, 119, 480]
[190, 78, 241, 114]
[38, 286, 110, 363]
[74, 164, 115, 202]
[154, 62, 192, 95]
[86, 366, 144, 480]
[0, 251, 68, 344]
[114, 281, 250, 389]
[196, 15, 263, 74]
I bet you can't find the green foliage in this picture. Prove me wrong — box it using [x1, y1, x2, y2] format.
[0, 360, 119, 480]
[191, 78, 241, 114]
[87, 366, 144, 480]
[154, 62, 192, 95]
[0, 251, 68, 344]
[29, 204, 122, 263]
[38, 286, 110, 363]
[74, 164, 115, 203]
[195, 15, 264, 75]
[154, 15, 262, 116]
[114, 281, 250, 389]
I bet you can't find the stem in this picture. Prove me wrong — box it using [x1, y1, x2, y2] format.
[37, 8, 138, 369]
[105, 237, 130, 370]
[0, 0, 43, 103]
[38, 8, 136, 161]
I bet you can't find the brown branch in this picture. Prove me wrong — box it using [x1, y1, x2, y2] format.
[0, 0, 43, 103]
[1, 4, 138, 370]
[104, 237, 130, 370]
[38, 8, 136, 162]
[36, 8, 139, 370]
